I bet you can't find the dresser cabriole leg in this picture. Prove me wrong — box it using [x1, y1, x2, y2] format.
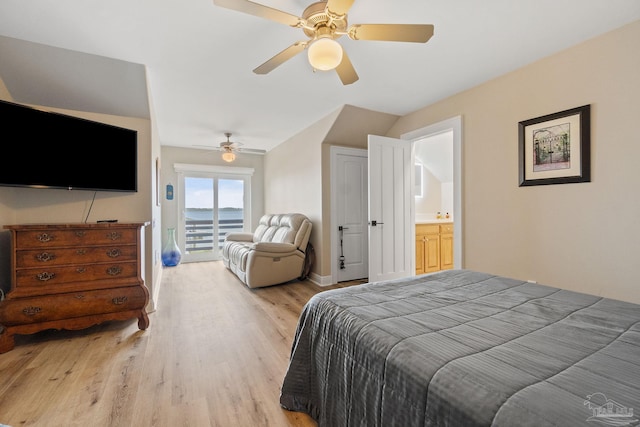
[138, 311, 149, 330]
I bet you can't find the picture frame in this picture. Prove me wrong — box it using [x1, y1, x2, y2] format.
[518, 104, 591, 186]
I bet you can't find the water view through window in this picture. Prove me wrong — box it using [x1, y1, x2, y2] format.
[184, 177, 245, 259]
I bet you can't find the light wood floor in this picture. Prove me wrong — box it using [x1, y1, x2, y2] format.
[0, 261, 361, 427]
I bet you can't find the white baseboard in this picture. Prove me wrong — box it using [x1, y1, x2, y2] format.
[308, 272, 334, 287]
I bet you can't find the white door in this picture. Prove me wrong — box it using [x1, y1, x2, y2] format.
[334, 149, 368, 282]
[368, 135, 413, 282]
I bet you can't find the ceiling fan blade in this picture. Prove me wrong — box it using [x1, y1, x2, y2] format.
[212, 0, 301, 27]
[325, 0, 355, 17]
[335, 51, 359, 85]
[253, 41, 307, 74]
[348, 24, 434, 43]
[253, 42, 307, 74]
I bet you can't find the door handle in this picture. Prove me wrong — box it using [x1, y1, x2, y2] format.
[338, 226, 349, 231]
[369, 220, 384, 226]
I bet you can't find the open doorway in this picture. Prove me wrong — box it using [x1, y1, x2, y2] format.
[404, 116, 463, 269]
[414, 131, 454, 223]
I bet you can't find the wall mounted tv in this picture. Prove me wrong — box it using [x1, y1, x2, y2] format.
[0, 99, 138, 192]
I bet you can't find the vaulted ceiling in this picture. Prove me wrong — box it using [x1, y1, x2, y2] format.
[0, 0, 638, 152]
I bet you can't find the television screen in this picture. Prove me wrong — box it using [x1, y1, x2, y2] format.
[0, 100, 138, 192]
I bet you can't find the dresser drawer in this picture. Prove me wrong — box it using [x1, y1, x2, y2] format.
[416, 224, 440, 235]
[0, 286, 147, 326]
[15, 228, 138, 249]
[440, 223, 454, 234]
[15, 261, 138, 288]
[16, 245, 137, 267]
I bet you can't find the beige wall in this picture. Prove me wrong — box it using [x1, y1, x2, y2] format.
[387, 20, 640, 304]
[145, 75, 164, 309]
[159, 145, 265, 237]
[0, 78, 10, 99]
[264, 110, 337, 279]
[0, 80, 15, 226]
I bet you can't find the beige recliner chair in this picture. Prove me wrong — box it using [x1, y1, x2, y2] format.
[222, 213, 312, 288]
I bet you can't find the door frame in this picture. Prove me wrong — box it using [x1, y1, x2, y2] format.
[330, 146, 368, 284]
[403, 116, 463, 269]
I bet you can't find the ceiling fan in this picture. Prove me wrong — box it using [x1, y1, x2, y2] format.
[212, 0, 434, 85]
[196, 133, 266, 162]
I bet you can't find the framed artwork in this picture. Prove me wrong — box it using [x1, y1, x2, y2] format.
[518, 104, 591, 186]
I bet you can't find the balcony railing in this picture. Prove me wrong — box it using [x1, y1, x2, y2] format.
[185, 218, 244, 253]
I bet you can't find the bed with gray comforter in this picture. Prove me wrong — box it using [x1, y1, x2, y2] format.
[280, 269, 640, 426]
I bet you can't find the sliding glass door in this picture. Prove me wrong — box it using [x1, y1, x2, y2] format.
[217, 178, 245, 250]
[177, 166, 252, 263]
[184, 176, 214, 261]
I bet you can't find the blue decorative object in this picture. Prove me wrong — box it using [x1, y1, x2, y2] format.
[166, 183, 174, 200]
[161, 227, 182, 267]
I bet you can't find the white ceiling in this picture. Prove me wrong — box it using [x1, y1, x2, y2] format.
[0, 0, 638, 153]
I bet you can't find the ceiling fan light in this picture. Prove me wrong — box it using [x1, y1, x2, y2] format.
[308, 38, 343, 71]
[221, 151, 236, 162]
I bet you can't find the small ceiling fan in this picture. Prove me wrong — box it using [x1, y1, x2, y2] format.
[196, 133, 266, 162]
[212, 0, 434, 85]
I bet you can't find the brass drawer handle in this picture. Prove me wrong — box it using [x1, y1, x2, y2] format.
[35, 252, 56, 262]
[36, 272, 56, 281]
[107, 249, 121, 258]
[106, 266, 122, 276]
[22, 306, 42, 316]
[36, 233, 54, 243]
[75, 230, 86, 237]
[76, 267, 87, 273]
[76, 249, 87, 255]
[75, 294, 85, 299]
[112, 296, 128, 305]
[106, 231, 121, 241]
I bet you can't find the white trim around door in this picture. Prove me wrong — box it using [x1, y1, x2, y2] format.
[402, 116, 463, 269]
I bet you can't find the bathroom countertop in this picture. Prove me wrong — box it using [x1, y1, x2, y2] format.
[416, 219, 453, 224]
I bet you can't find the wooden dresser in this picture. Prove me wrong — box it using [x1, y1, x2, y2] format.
[0, 222, 149, 353]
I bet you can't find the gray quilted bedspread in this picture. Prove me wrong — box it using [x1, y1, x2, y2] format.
[280, 270, 640, 427]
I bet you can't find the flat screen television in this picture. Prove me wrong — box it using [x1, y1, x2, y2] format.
[0, 99, 138, 192]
